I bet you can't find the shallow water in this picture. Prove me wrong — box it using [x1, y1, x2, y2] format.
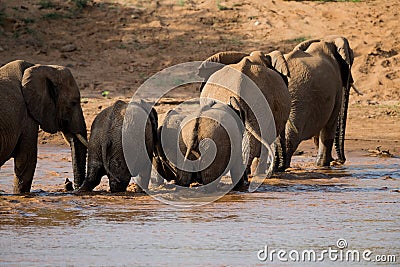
[0, 146, 399, 266]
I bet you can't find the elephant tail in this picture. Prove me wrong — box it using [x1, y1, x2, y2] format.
[334, 68, 352, 164]
[244, 122, 272, 156]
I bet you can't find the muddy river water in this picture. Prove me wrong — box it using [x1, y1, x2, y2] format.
[0, 146, 399, 266]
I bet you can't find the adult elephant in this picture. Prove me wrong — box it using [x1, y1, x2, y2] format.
[283, 35, 354, 168]
[78, 100, 158, 193]
[153, 98, 249, 190]
[198, 51, 291, 175]
[0, 60, 87, 193]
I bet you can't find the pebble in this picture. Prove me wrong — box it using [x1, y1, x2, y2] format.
[60, 44, 77, 52]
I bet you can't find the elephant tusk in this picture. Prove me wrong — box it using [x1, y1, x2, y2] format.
[61, 132, 71, 146]
[351, 83, 363, 96]
[244, 123, 272, 153]
[75, 134, 89, 148]
[287, 118, 298, 134]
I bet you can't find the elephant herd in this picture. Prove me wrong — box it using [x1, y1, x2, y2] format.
[0, 35, 354, 194]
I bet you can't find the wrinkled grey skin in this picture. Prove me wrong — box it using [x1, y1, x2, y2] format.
[153, 109, 186, 184]
[153, 100, 248, 190]
[0, 60, 87, 193]
[78, 100, 158, 193]
[199, 51, 291, 175]
[283, 35, 354, 168]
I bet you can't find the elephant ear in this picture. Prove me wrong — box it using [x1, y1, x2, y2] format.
[331, 36, 354, 66]
[149, 107, 159, 146]
[21, 65, 59, 133]
[198, 51, 249, 80]
[294, 38, 321, 51]
[264, 51, 290, 85]
[228, 96, 246, 124]
[267, 51, 290, 78]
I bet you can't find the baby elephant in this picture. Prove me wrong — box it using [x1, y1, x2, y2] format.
[78, 100, 158, 192]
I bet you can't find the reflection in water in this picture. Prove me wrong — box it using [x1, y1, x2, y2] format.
[0, 146, 399, 266]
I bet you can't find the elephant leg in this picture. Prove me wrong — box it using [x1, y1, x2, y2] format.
[151, 174, 164, 187]
[79, 140, 105, 191]
[79, 160, 105, 191]
[316, 119, 337, 166]
[313, 136, 319, 149]
[316, 135, 334, 167]
[274, 132, 287, 172]
[136, 163, 152, 191]
[231, 161, 248, 191]
[285, 126, 301, 169]
[109, 174, 131, 193]
[13, 130, 38, 194]
[254, 144, 269, 175]
[316, 99, 340, 166]
[108, 161, 132, 193]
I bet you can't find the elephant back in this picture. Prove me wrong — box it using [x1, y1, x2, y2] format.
[0, 60, 34, 82]
[201, 57, 290, 137]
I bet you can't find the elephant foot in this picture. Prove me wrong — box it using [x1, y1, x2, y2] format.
[75, 182, 94, 193]
[274, 165, 287, 173]
[232, 177, 249, 192]
[316, 155, 333, 167]
[130, 183, 145, 193]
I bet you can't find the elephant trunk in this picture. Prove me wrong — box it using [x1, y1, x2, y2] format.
[70, 134, 87, 189]
[335, 69, 352, 163]
[62, 113, 87, 189]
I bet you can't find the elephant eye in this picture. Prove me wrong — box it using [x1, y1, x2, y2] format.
[71, 101, 78, 107]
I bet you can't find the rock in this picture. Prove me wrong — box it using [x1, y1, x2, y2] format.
[60, 44, 77, 52]
[148, 20, 162, 28]
[121, 34, 137, 45]
[64, 178, 74, 191]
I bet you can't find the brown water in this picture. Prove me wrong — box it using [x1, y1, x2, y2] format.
[0, 146, 399, 266]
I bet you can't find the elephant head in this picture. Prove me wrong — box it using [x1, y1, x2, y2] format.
[249, 50, 290, 86]
[21, 64, 88, 188]
[153, 110, 185, 183]
[198, 51, 249, 91]
[294, 36, 354, 163]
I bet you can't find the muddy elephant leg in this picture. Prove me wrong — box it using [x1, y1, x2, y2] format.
[274, 132, 287, 172]
[313, 136, 319, 149]
[78, 139, 106, 191]
[316, 135, 334, 166]
[13, 131, 38, 194]
[255, 141, 274, 175]
[231, 160, 248, 191]
[108, 161, 132, 193]
[109, 174, 131, 193]
[316, 124, 337, 166]
[79, 160, 105, 191]
[14, 139, 37, 194]
[285, 124, 301, 169]
[316, 97, 340, 166]
[151, 175, 164, 187]
[316, 122, 336, 166]
[135, 163, 151, 191]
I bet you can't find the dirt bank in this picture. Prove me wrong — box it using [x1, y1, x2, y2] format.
[0, 0, 399, 156]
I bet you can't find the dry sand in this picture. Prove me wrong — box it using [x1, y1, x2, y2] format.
[0, 0, 399, 156]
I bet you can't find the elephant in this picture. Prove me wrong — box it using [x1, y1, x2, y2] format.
[78, 100, 158, 193]
[153, 98, 249, 190]
[198, 50, 291, 176]
[282, 35, 354, 168]
[152, 109, 186, 185]
[0, 60, 88, 193]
